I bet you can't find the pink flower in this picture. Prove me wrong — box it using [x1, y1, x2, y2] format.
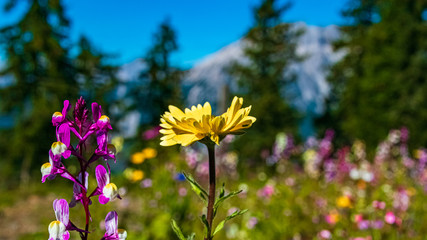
[318, 230, 331, 239]
[354, 214, 363, 223]
[385, 211, 396, 224]
[143, 126, 161, 140]
[246, 217, 258, 229]
[372, 200, 386, 210]
[257, 185, 274, 199]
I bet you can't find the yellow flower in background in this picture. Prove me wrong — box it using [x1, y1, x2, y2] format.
[160, 96, 256, 146]
[142, 147, 157, 159]
[131, 147, 157, 164]
[124, 168, 144, 182]
[131, 152, 145, 164]
[337, 195, 352, 208]
[130, 170, 144, 182]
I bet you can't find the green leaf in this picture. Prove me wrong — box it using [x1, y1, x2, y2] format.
[171, 219, 186, 240]
[212, 209, 248, 236]
[219, 183, 225, 198]
[214, 189, 243, 217]
[183, 172, 208, 202]
[200, 214, 210, 233]
[187, 233, 196, 240]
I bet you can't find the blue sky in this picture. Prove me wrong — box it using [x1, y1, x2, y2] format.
[0, 0, 346, 68]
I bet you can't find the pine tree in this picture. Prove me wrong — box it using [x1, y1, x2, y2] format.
[0, 0, 78, 187]
[229, 0, 301, 161]
[324, 0, 427, 150]
[74, 36, 118, 107]
[129, 19, 182, 127]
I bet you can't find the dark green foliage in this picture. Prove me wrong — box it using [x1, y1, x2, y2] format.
[0, 0, 78, 187]
[228, 0, 301, 161]
[323, 0, 427, 150]
[74, 36, 119, 107]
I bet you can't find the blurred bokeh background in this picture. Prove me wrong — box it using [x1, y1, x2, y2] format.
[1, 0, 427, 239]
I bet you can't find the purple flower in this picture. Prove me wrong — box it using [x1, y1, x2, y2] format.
[41, 151, 75, 183]
[51, 123, 72, 159]
[371, 220, 384, 229]
[102, 211, 127, 240]
[95, 165, 120, 204]
[140, 178, 153, 188]
[143, 126, 161, 140]
[357, 220, 370, 230]
[48, 199, 70, 240]
[92, 102, 112, 130]
[95, 129, 109, 156]
[52, 100, 70, 126]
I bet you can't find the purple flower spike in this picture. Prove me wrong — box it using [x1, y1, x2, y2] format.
[95, 165, 119, 204]
[52, 100, 70, 126]
[73, 97, 90, 130]
[103, 211, 127, 240]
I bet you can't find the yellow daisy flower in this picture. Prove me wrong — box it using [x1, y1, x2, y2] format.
[160, 96, 256, 146]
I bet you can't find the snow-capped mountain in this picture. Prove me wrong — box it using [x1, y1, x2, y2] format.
[184, 22, 343, 115]
[113, 23, 343, 137]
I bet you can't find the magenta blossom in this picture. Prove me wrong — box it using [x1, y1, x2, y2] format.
[143, 126, 161, 140]
[385, 211, 396, 224]
[102, 211, 127, 240]
[52, 100, 70, 126]
[257, 185, 274, 199]
[92, 102, 112, 131]
[41, 150, 75, 184]
[95, 165, 120, 204]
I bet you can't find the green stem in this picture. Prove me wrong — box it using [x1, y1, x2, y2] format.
[205, 144, 216, 240]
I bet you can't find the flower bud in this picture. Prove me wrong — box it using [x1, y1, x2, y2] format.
[108, 144, 116, 156]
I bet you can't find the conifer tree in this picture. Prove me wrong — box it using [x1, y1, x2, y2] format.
[229, 0, 301, 161]
[0, 0, 77, 186]
[324, 0, 427, 149]
[74, 36, 118, 107]
[129, 19, 182, 127]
